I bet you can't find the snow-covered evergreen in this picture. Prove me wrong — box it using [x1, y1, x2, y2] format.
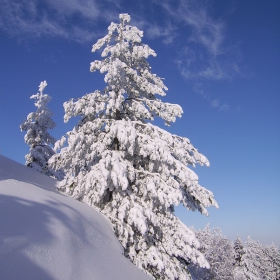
[233, 236, 245, 280]
[234, 237, 244, 266]
[264, 243, 280, 280]
[20, 81, 62, 179]
[50, 14, 218, 279]
[189, 225, 235, 280]
[236, 237, 280, 280]
[189, 226, 280, 280]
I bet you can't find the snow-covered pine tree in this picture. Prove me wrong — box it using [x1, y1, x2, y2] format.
[233, 236, 245, 280]
[238, 237, 280, 280]
[234, 237, 244, 266]
[50, 14, 218, 279]
[263, 244, 280, 280]
[189, 225, 235, 280]
[240, 237, 267, 280]
[20, 81, 62, 179]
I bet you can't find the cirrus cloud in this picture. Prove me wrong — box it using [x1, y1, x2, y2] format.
[0, 0, 119, 42]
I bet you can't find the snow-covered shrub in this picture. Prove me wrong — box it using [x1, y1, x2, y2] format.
[50, 14, 218, 279]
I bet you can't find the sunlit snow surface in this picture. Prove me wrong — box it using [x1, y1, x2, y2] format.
[0, 155, 151, 280]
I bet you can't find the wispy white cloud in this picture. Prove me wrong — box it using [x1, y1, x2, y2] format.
[211, 99, 220, 108]
[219, 104, 229, 112]
[159, 0, 225, 55]
[146, 24, 178, 44]
[130, 16, 178, 45]
[0, 0, 240, 112]
[0, 0, 178, 46]
[150, 0, 241, 112]
[0, 0, 119, 42]
[211, 99, 230, 112]
[155, 0, 240, 82]
[0, 0, 240, 80]
[43, 0, 99, 20]
[236, 105, 242, 112]
[176, 51, 230, 81]
[192, 85, 230, 112]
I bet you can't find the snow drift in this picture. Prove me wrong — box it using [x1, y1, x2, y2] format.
[0, 155, 151, 280]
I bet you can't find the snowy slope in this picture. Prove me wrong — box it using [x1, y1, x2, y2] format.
[0, 155, 151, 280]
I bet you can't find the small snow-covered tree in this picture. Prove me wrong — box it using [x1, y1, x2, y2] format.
[234, 237, 244, 266]
[233, 236, 245, 280]
[50, 14, 218, 279]
[263, 244, 280, 280]
[237, 237, 280, 280]
[20, 81, 62, 179]
[189, 225, 235, 280]
[240, 237, 266, 280]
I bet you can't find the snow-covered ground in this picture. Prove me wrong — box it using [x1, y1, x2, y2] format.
[0, 155, 151, 280]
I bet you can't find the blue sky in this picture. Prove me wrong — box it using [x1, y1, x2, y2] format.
[0, 0, 279, 246]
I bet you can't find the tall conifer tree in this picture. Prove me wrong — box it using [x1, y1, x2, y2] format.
[50, 14, 218, 279]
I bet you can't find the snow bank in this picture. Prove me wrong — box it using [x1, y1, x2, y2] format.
[0, 155, 151, 280]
